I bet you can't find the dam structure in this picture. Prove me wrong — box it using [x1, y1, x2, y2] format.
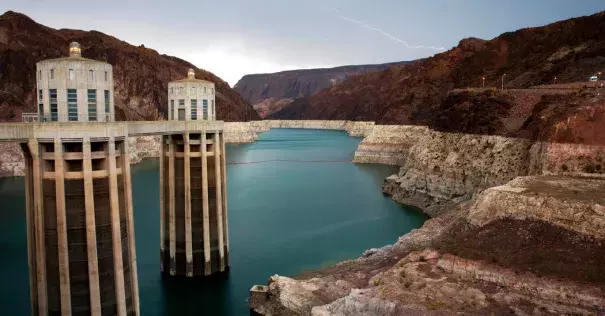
[2, 43, 228, 316]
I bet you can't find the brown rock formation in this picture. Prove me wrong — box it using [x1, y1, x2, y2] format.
[234, 62, 410, 118]
[0, 10, 260, 122]
[253, 175, 605, 315]
[269, 11, 605, 128]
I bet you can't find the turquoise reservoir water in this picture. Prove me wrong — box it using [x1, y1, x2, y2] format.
[0, 128, 427, 315]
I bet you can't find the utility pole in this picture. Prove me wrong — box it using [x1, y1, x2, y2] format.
[501, 74, 506, 90]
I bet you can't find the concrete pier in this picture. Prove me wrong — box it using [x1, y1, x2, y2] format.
[21, 126, 139, 315]
[159, 129, 229, 277]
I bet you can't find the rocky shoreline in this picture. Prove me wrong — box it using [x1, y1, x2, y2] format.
[243, 122, 605, 315]
[251, 175, 605, 315]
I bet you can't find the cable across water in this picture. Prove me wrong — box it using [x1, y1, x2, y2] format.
[226, 158, 352, 165]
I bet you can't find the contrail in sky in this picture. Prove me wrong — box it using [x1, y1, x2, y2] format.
[334, 9, 445, 51]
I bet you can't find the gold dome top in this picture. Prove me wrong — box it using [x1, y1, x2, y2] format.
[69, 42, 81, 57]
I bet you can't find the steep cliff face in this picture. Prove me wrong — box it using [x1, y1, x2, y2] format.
[269, 11, 605, 123]
[0, 10, 260, 122]
[234, 62, 409, 118]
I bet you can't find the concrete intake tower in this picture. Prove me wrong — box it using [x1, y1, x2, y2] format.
[160, 69, 229, 276]
[25, 42, 139, 315]
[8, 43, 231, 316]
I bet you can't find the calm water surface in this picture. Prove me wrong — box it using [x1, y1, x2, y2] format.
[0, 128, 427, 315]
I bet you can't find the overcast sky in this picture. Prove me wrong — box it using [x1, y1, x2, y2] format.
[4, 0, 605, 85]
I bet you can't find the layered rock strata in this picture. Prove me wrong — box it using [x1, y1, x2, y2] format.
[251, 175, 605, 315]
[352, 125, 430, 165]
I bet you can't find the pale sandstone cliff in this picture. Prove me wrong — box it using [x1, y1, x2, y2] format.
[252, 175, 605, 315]
[352, 125, 430, 166]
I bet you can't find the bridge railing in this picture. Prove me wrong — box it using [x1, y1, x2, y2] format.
[21, 113, 112, 123]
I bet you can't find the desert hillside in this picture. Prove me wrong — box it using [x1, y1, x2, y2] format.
[269, 11, 605, 129]
[234, 62, 410, 117]
[0, 11, 260, 122]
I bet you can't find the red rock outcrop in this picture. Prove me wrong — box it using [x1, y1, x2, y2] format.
[269, 10, 605, 134]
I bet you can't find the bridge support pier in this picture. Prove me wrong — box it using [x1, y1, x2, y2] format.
[160, 130, 229, 277]
[21, 130, 139, 316]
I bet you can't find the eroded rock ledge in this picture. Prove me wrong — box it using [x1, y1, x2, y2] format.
[251, 175, 605, 315]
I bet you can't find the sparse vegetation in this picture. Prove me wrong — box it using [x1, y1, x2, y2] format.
[561, 164, 569, 172]
[419, 256, 426, 262]
[372, 279, 380, 286]
[424, 298, 446, 310]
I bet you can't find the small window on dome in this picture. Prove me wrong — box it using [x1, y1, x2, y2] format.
[89, 70, 95, 81]
[69, 69, 74, 80]
[105, 71, 108, 81]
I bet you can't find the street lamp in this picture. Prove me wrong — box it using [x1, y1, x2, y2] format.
[501, 74, 506, 90]
[554, 76, 557, 85]
[482, 77, 485, 88]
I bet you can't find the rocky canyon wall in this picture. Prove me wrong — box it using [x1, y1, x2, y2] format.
[381, 132, 605, 217]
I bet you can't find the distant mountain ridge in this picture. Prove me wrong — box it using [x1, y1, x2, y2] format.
[267, 11, 605, 129]
[0, 10, 260, 122]
[234, 61, 411, 117]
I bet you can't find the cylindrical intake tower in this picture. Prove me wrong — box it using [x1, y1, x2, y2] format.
[159, 128, 229, 277]
[21, 125, 139, 316]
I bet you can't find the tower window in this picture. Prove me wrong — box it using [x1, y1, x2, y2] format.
[192, 87, 196, 95]
[104, 90, 110, 119]
[211, 88, 214, 94]
[89, 70, 95, 81]
[211, 100, 215, 119]
[38, 70, 41, 81]
[68, 69, 74, 80]
[170, 87, 173, 95]
[104, 71, 108, 81]
[170, 100, 174, 120]
[191, 99, 197, 120]
[49, 89, 58, 121]
[50, 69, 55, 79]
[179, 87, 183, 95]
[178, 99, 185, 107]
[38, 89, 44, 120]
[204, 87, 207, 94]
[67, 89, 78, 121]
[88, 89, 97, 121]
[202, 99, 208, 120]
